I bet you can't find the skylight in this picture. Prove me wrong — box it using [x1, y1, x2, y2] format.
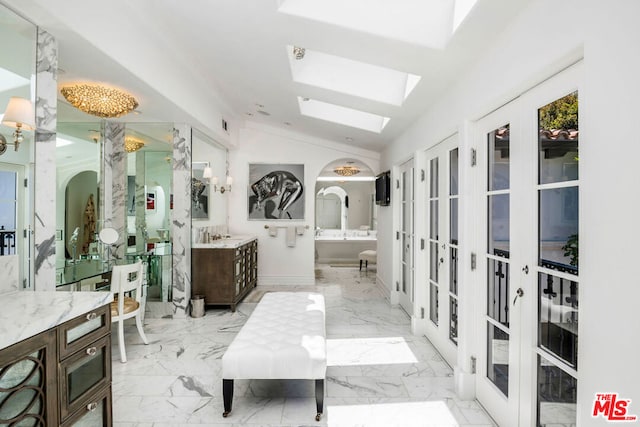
[279, 0, 478, 49]
[288, 46, 421, 106]
[298, 97, 390, 133]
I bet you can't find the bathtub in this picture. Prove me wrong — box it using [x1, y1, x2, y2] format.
[315, 229, 377, 264]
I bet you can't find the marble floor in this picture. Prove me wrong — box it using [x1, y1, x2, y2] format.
[112, 264, 496, 427]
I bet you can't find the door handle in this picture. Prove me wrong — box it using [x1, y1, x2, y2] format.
[513, 288, 524, 305]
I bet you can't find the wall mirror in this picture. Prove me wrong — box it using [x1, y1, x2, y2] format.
[0, 6, 37, 291]
[315, 158, 377, 233]
[125, 122, 173, 303]
[56, 120, 101, 267]
[191, 129, 228, 242]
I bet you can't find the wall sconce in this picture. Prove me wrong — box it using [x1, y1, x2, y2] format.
[212, 175, 233, 193]
[0, 97, 35, 155]
[202, 166, 233, 193]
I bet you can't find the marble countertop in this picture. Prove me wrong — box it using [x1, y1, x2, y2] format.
[192, 235, 257, 249]
[0, 291, 113, 351]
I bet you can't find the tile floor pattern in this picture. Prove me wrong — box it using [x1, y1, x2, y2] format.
[112, 265, 496, 427]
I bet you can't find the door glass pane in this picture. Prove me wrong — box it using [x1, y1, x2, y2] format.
[488, 194, 510, 256]
[537, 355, 577, 426]
[430, 282, 438, 325]
[488, 258, 509, 326]
[487, 323, 509, 396]
[488, 124, 510, 191]
[402, 260, 408, 293]
[430, 158, 438, 197]
[539, 273, 578, 367]
[402, 171, 407, 201]
[449, 148, 459, 195]
[449, 247, 458, 295]
[0, 171, 17, 232]
[449, 297, 458, 344]
[539, 187, 578, 272]
[429, 200, 438, 239]
[539, 92, 579, 185]
[450, 198, 458, 244]
[429, 241, 438, 282]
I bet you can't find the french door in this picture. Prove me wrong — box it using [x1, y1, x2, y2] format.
[398, 159, 414, 315]
[424, 135, 459, 366]
[476, 63, 581, 426]
[0, 163, 28, 288]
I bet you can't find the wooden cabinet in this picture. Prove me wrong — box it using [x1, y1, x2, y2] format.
[0, 304, 112, 426]
[192, 239, 258, 311]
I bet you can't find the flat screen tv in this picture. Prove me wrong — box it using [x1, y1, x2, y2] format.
[375, 171, 390, 206]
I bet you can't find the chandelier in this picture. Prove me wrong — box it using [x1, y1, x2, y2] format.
[60, 83, 138, 118]
[333, 165, 360, 176]
[124, 136, 145, 153]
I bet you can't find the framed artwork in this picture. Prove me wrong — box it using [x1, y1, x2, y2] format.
[248, 163, 304, 220]
[192, 162, 209, 219]
[146, 191, 156, 211]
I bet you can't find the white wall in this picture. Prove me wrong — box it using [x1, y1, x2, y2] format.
[228, 123, 379, 285]
[378, 0, 640, 425]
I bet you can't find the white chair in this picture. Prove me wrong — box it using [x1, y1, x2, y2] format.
[110, 261, 148, 363]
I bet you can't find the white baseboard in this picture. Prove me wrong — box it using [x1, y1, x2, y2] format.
[376, 275, 391, 301]
[258, 275, 316, 286]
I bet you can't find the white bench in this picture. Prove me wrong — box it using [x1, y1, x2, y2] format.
[221, 292, 326, 421]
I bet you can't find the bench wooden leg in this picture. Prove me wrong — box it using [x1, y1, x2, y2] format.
[359, 259, 363, 271]
[222, 379, 233, 417]
[315, 379, 324, 421]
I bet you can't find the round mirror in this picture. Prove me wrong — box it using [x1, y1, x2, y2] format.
[99, 227, 118, 245]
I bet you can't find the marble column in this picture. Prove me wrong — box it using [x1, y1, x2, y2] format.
[171, 125, 191, 317]
[33, 29, 57, 291]
[101, 122, 126, 261]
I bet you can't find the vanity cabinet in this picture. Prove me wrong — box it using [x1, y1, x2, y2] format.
[192, 238, 258, 311]
[0, 304, 112, 426]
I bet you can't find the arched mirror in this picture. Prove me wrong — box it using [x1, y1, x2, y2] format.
[0, 7, 37, 292]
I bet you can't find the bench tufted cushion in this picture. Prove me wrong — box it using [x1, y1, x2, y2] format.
[222, 292, 326, 380]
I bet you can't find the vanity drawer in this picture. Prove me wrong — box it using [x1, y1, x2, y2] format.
[61, 385, 112, 427]
[58, 334, 112, 421]
[58, 304, 110, 359]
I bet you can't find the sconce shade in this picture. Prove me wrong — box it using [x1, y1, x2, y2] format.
[60, 83, 138, 118]
[2, 97, 34, 130]
[202, 166, 213, 179]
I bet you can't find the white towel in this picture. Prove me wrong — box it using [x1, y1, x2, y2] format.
[296, 226, 305, 236]
[268, 225, 278, 237]
[286, 226, 296, 247]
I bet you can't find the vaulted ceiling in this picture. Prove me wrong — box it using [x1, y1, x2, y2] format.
[4, 0, 531, 151]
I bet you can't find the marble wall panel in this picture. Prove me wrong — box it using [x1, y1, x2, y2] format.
[102, 122, 126, 260]
[0, 255, 19, 293]
[33, 29, 57, 291]
[171, 125, 191, 317]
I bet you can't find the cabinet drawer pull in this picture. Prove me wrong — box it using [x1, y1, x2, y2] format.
[86, 312, 97, 320]
[86, 346, 97, 356]
[86, 402, 98, 412]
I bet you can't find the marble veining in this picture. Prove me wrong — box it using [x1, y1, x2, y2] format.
[171, 125, 191, 318]
[0, 255, 19, 293]
[33, 29, 58, 290]
[104, 122, 126, 260]
[112, 264, 496, 426]
[0, 291, 112, 351]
